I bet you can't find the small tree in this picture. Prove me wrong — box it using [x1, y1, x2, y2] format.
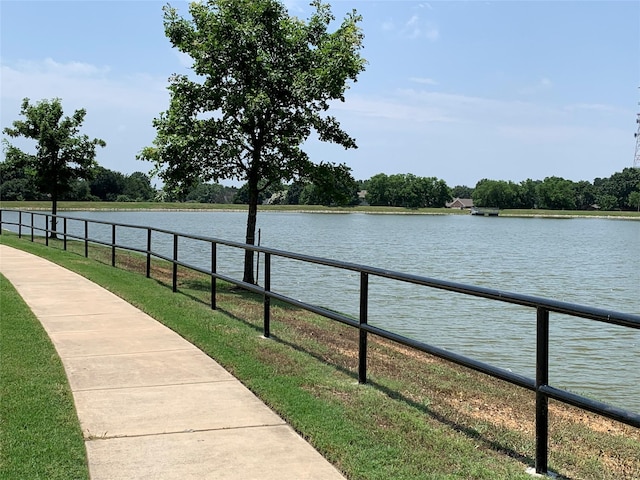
[140, 0, 366, 284]
[3, 98, 105, 237]
[627, 189, 640, 212]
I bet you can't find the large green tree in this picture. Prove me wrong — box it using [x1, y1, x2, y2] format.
[2, 98, 105, 236]
[366, 173, 451, 208]
[536, 176, 576, 210]
[472, 179, 520, 209]
[140, 0, 365, 284]
[298, 163, 359, 206]
[123, 172, 156, 201]
[90, 167, 126, 201]
[594, 167, 640, 210]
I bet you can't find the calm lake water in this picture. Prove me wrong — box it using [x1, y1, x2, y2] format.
[6, 210, 640, 412]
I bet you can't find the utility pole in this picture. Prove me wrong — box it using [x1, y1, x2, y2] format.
[635, 112, 640, 168]
[635, 90, 640, 168]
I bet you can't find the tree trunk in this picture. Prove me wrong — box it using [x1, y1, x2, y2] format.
[243, 174, 259, 284]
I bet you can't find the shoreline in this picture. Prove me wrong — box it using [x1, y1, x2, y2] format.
[2, 205, 639, 220]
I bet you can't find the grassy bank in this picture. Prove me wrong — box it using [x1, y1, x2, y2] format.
[2, 200, 639, 218]
[1, 232, 638, 479]
[0, 200, 459, 214]
[0, 273, 89, 480]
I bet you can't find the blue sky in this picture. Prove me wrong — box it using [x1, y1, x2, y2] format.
[1, 0, 638, 188]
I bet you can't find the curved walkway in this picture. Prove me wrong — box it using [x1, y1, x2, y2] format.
[0, 245, 345, 480]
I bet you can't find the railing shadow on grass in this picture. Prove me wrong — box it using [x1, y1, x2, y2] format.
[1, 209, 638, 477]
[267, 329, 550, 475]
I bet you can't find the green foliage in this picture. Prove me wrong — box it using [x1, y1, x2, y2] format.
[299, 162, 360, 206]
[366, 173, 451, 208]
[594, 168, 640, 210]
[451, 185, 474, 199]
[284, 181, 307, 205]
[628, 190, 640, 212]
[184, 182, 237, 204]
[472, 179, 521, 209]
[596, 194, 618, 211]
[470, 172, 640, 211]
[2, 98, 105, 219]
[88, 168, 155, 202]
[140, 0, 366, 282]
[140, 0, 367, 186]
[0, 152, 44, 201]
[123, 171, 155, 201]
[536, 176, 576, 210]
[517, 179, 540, 209]
[233, 180, 284, 205]
[573, 180, 597, 210]
[89, 166, 126, 201]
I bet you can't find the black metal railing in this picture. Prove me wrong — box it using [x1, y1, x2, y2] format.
[2, 209, 639, 475]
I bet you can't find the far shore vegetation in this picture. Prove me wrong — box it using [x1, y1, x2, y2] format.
[1, 200, 639, 219]
[1, 232, 638, 479]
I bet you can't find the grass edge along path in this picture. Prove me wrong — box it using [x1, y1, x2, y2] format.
[1, 233, 638, 479]
[0, 273, 89, 480]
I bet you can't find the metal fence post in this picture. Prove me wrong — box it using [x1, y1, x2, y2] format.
[18, 211, 22, 238]
[535, 307, 550, 474]
[63, 217, 67, 250]
[84, 220, 88, 257]
[263, 252, 271, 338]
[146, 228, 151, 278]
[31, 212, 34, 242]
[45, 215, 49, 246]
[359, 272, 369, 384]
[111, 224, 116, 267]
[172, 234, 178, 293]
[211, 242, 217, 310]
[0, 209, 3, 235]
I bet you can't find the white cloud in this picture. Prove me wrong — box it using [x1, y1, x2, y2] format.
[518, 77, 553, 95]
[409, 77, 438, 85]
[333, 94, 455, 125]
[333, 86, 629, 149]
[564, 103, 625, 115]
[39, 58, 110, 77]
[1, 58, 169, 174]
[424, 25, 439, 42]
[401, 15, 439, 40]
[1, 59, 167, 112]
[381, 19, 395, 32]
[404, 15, 423, 39]
[382, 14, 439, 41]
[323, 86, 631, 185]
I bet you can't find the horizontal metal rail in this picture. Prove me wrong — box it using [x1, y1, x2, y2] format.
[2, 209, 639, 476]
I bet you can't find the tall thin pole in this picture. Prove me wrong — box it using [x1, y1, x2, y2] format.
[634, 88, 640, 168]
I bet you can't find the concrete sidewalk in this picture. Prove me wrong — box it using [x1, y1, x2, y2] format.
[0, 245, 346, 480]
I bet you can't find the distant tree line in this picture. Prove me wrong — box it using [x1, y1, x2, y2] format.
[2, 149, 639, 211]
[471, 168, 640, 211]
[364, 173, 451, 208]
[0, 161, 156, 203]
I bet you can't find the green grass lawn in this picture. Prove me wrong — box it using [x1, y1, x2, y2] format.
[0, 274, 89, 480]
[1, 232, 638, 479]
